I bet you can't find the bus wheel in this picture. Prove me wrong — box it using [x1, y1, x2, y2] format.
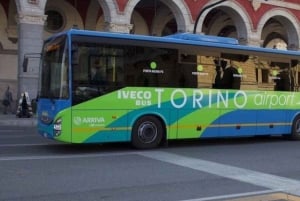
[132, 116, 164, 149]
[291, 115, 300, 140]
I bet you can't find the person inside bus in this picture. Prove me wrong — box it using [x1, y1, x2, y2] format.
[220, 62, 241, 89]
[91, 60, 105, 84]
[213, 59, 227, 89]
[274, 70, 293, 91]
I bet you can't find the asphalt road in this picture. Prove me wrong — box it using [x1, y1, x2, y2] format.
[1, 126, 300, 201]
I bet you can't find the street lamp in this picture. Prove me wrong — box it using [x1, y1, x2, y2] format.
[193, 0, 228, 34]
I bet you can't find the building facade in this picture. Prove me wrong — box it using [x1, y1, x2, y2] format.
[1, 0, 300, 102]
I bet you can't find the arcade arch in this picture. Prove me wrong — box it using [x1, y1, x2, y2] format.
[257, 8, 300, 50]
[198, 1, 251, 45]
[124, 0, 193, 35]
[0, 2, 17, 49]
[130, 11, 149, 35]
[2, 0, 300, 103]
[85, 0, 102, 31]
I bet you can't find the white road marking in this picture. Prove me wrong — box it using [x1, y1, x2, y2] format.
[2, 149, 300, 197]
[138, 151, 300, 196]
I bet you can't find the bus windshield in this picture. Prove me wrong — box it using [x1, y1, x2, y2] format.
[39, 35, 69, 99]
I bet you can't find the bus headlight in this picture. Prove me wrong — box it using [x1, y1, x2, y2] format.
[54, 118, 62, 136]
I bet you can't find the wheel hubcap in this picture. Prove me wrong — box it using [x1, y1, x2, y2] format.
[138, 121, 157, 144]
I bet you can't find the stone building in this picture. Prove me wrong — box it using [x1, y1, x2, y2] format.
[0, 0, 300, 102]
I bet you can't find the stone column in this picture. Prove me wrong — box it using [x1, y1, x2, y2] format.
[247, 33, 263, 47]
[16, 0, 47, 100]
[104, 22, 133, 33]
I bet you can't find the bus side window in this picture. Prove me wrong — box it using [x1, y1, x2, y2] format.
[274, 70, 294, 91]
[179, 74, 186, 87]
[231, 67, 241, 89]
[216, 62, 241, 89]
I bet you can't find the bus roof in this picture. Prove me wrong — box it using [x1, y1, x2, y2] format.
[165, 32, 239, 45]
[48, 29, 300, 60]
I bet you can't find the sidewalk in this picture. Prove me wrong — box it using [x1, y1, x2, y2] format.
[0, 113, 37, 127]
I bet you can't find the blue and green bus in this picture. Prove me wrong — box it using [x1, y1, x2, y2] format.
[37, 29, 300, 148]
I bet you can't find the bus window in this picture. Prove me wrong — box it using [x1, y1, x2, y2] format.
[269, 61, 295, 91]
[212, 58, 241, 90]
[124, 47, 186, 88]
[221, 64, 241, 89]
[274, 70, 289, 91]
[72, 45, 125, 105]
[90, 59, 105, 84]
[39, 35, 69, 99]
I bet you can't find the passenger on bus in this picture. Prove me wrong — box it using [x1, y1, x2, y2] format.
[91, 61, 105, 84]
[213, 59, 227, 89]
[274, 70, 293, 91]
[221, 65, 241, 89]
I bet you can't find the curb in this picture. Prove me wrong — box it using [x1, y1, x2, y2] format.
[0, 115, 37, 127]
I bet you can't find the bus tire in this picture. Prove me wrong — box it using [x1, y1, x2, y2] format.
[291, 114, 300, 140]
[131, 116, 164, 149]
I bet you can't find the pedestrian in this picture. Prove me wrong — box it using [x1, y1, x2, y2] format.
[20, 93, 28, 117]
[2, 86, 13, 114]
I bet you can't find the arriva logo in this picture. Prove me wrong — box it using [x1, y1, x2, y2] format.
[73, 116, 105, 126]
[73, 116, 82, 125]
